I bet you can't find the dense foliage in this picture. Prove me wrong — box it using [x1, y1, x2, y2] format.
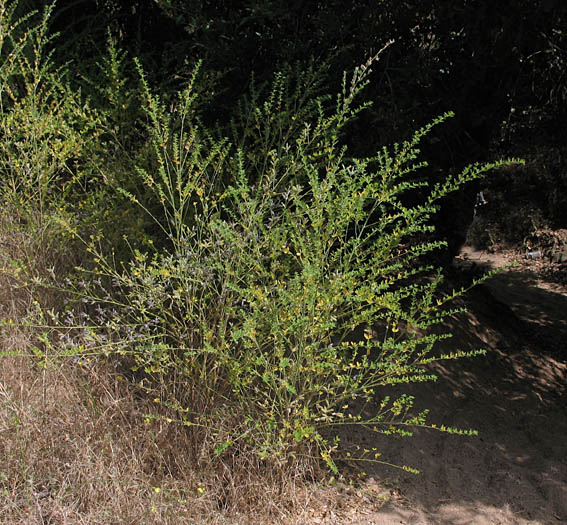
[1, 0, 557, 477]
[14, 0, 563, 247]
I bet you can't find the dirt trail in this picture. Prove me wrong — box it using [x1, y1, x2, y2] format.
[356, 248, 567, 524]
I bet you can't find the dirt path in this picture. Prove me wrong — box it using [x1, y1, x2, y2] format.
[355, 249, 567, 524]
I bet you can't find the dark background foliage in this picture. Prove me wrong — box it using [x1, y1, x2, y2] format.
[26, 0, 567, 255]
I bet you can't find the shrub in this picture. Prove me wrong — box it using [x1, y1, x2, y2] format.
[0, 1, 103, 291]
[1, 1, 520, 477]
[67, 52, 518, 475]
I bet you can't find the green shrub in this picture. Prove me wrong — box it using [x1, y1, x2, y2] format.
[1, 2, 519, 475]
[0, 1, 103, 286]
[70, 53, 517, 474]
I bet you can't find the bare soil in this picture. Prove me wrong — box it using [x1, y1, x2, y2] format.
[348, 247, 567, 524]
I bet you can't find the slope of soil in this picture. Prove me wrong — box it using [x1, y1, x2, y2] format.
[353, 248, 567, 524]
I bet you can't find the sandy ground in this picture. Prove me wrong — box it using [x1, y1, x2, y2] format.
[349, 248, 567, 524]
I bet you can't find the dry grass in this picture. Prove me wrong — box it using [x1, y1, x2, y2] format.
[0, 222, 394, 524]
[0, 270, 365, 524]
[0, 337, 394, 525]
[0, 347, 383, 524]
[0, 332, 323, 523]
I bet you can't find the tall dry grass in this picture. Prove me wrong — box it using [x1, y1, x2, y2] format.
[1, 256, 380, 524]
[0, 226, 334, 524]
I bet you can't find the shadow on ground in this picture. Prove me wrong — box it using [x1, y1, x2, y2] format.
[352, 251, 567, 524]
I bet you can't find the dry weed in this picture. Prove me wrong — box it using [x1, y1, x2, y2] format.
[0, 271, 350, 524]
[0, 222, 390, 524]
[0, 351, 353, 524]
